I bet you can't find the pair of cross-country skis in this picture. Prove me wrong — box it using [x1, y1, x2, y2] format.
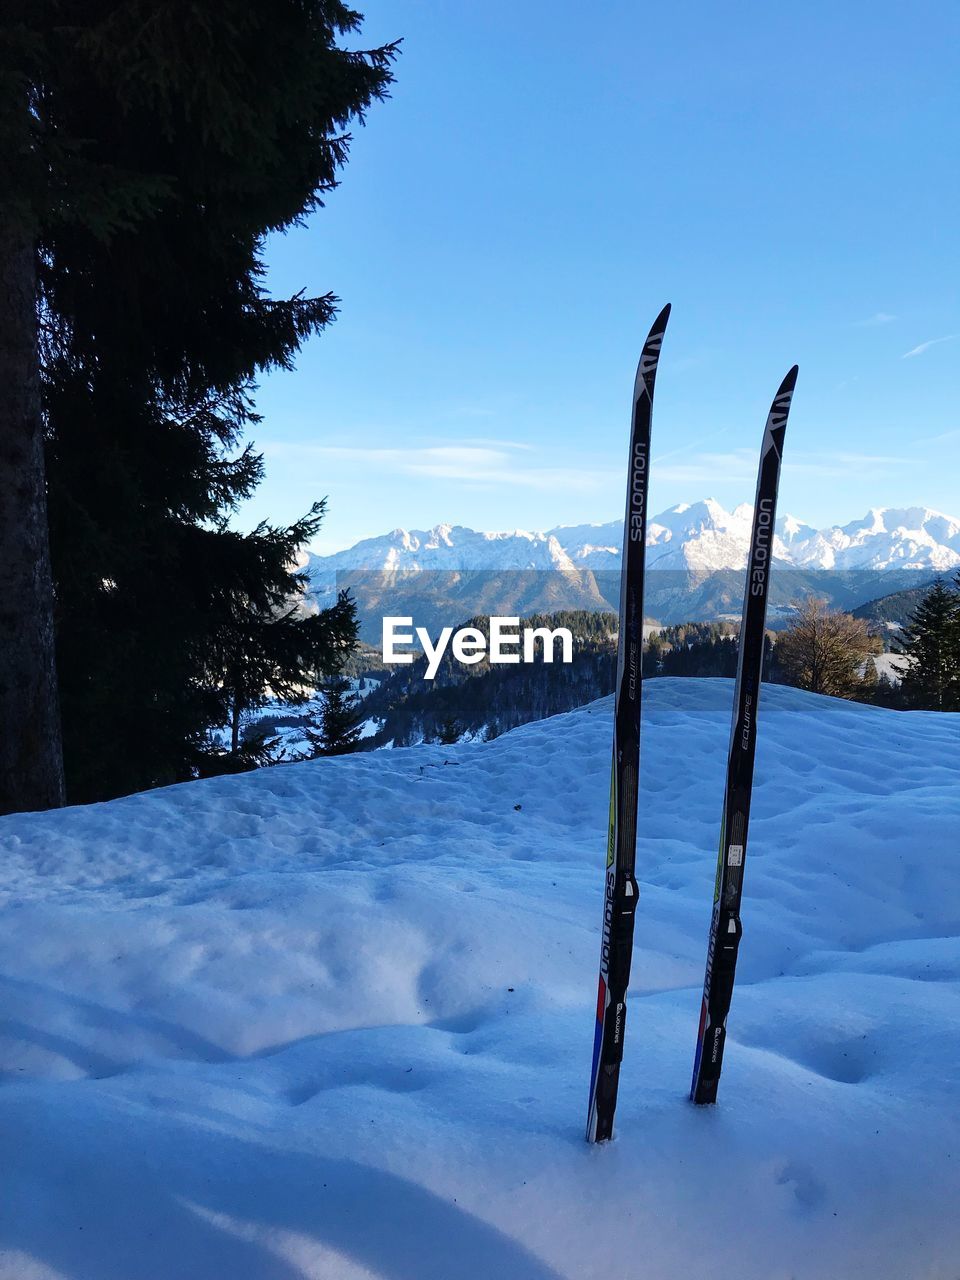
[586, 304, 798, 1144]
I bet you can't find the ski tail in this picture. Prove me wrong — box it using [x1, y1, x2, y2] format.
[690, 365, 798, 1107]
[586, 304, 670, 1144]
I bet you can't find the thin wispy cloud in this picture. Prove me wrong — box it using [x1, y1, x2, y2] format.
[662, 353, 709, 374]
[263, 441, 616, 493]
[654, 447, 918, 486]
[653, 449, 759, 486]
[914, 427, 960, 445]
[652, 428, 730, 466]
[901, 334, 959, 359]
[785, 450, 916, 478]
[855, 312, 897, 327]
[448, 405, 497, 420]
[453, 437, 534, 452]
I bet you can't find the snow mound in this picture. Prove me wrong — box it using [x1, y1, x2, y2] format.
[1, 682, 958, 1279]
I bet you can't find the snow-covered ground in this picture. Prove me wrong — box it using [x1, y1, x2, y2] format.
[211, 678, 384, 760]
[872, 651, 911, 683]
[1, 681, 958, 1279]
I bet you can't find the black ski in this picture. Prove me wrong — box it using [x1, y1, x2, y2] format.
[586, 303, 671, 1143]
[690, 365, 798, 1106]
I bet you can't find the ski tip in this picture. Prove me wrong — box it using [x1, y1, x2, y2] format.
[633, 305, 672, 398]
[777, 364, 799, 397]
[650, 302, 672, 337]
[763, 365, 798, 456]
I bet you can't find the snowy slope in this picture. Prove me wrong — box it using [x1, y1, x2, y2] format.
[1, 683, 959, 1279]
[307, 503, 960, 577]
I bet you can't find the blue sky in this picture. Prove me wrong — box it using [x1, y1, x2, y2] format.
[246, 0, 959, 554]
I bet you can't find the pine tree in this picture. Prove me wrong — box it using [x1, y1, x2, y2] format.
[437, 717, 461, 745]
[215, 535, 359, 767]
[2, 2, 397, 805]
[0, 7, 202, 812]
[312, 677, 363, 756]
[872, 671, 904, 709]
[896, 578, 960, 710]
[0, 212, 65, 813]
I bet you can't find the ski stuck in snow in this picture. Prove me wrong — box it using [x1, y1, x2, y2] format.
[690, 364, 799, 1106]
[586, 304, 671, 1143]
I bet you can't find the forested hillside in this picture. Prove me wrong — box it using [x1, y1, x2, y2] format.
[359, 613, 753, 746]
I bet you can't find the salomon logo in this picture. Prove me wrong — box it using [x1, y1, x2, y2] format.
[710, 1025, 723, 1064]
[613, 1000, 625, 1046]
[629, 442, 648, 542]
[599, 868, 616, 977]
[749, 497, 774, 597]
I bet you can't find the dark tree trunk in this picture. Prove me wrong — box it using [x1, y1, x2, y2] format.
[0, 220, 65, 814]
[230, 697, 242, 754]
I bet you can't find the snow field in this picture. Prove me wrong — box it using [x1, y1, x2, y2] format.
[0, 680, 958, 1279]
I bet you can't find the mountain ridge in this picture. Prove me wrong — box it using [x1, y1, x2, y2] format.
[306, 501, 960, 577]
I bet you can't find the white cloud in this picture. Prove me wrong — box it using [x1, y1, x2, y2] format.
[784, 450, 916, 478]
[855, 312, 897, 327]
[653, 428, 730, 466]
[901, 334, 959, 359]
[663, 353, 709, 374]
[915, 427, 960, 445]
[447, 405, 497, 419]
[452, 437, 534, 452]
[653, 447, 917, 486]
[652, 449, 759, 485]
[262, 441, 616, 493]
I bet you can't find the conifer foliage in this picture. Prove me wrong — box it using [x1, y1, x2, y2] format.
[311, 677, 363, 756]
[896, 577, 960, 710]
[1, 2, 397, 806]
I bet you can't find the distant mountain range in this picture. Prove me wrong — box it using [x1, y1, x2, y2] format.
[302, 502, 960, 640]
[308, 502, 960, 576]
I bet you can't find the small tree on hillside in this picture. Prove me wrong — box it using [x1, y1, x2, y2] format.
[896, 578, 960, 710]
[213, 513, 359, 759]
[437, 716, 461, 745]
[310, 677, 362, 756]
[872, 670, 905, 709]
[775, 597, 881, 698]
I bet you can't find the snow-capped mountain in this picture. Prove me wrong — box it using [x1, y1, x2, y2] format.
[774, 506, 960, 572]
[308, 522, 579, 578]
[308, 502, 960, 577]
[302, 502, 960, 640]
[552, 500, 788, 573]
